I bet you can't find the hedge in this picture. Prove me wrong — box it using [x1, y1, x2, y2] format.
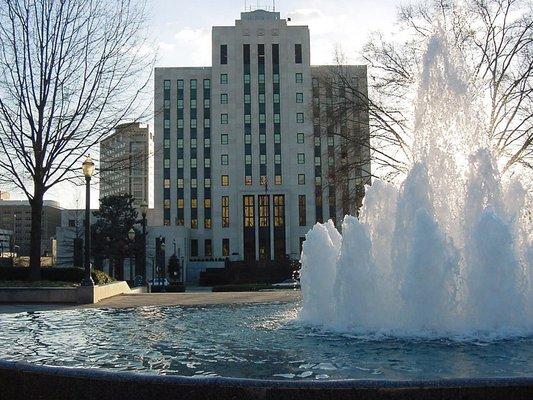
[0, 267, 114, 285]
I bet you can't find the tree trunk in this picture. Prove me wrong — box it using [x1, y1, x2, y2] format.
[29, 190, 44, 281]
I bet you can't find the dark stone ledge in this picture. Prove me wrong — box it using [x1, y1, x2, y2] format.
[0, 359, 531, 400]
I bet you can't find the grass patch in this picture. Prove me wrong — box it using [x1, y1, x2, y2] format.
[0, 280, 78, 288]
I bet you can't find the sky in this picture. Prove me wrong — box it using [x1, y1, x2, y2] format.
[28, 0, 403, 209]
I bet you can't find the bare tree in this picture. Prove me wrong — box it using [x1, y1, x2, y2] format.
[360, 0, 532, 176]
[0, 0, 153, 279]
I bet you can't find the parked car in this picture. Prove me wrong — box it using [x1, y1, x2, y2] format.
[148, 278, 170, 285]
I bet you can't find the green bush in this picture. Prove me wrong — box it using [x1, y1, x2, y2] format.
[0, 267, 114, 285]
[212, 284, 274, 292]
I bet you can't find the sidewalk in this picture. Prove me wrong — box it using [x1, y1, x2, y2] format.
[0, 289, 300, 314]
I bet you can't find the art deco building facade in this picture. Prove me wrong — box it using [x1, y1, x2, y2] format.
[153, 9, 370, 264]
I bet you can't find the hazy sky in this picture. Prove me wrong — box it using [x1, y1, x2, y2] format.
[37, 0, 403, 209]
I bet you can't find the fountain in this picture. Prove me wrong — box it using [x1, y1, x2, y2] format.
[299, 33, 532, 339]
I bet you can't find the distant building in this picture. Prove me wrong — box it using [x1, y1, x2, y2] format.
[0, 228, 12, 256]
[99, 122, 154, 208]
[152, 8, 370, 270]
[0, 199, 62, 256]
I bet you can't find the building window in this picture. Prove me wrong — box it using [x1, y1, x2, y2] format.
[296, 93, 304, 103]
[273, 93, 280, 103]
[222, 196, 229, 227]
[297, 153, 305, 164]
[164, 99, 170, 109]
[244, 74, 250, 84]
[164, 119, 170, 129]
[220, 44, 228, 65]
[164, 138, 170, 148]
[221, 114, 228, 124]
[204, 119, 210, 128]
[315, 156, 321, 166]
[164, 159, 170, 168]
[204, 98, 210, 108]
[190, 119, 197, 128]
[177, 119, 183, 128]
[190, 79, 197, 89]
[295, 44, 302, 64]
[191, 239, 198, 257]
[204, 218, 212, 229]
[295, 73, 303, 83]
[178, 99, 184, 109]
[221, 134, 228, 145]
[190, 99, 197, 108]
[191, 219, 198, 229]
[299, 195, 306, 226]
[221, 93, 228, 104]
[164, 179, 170, 188]
[204, 138, 211, 147]
[221, 154, 229, 165]
[245, 176, 252, 185]
[190, 138, 197, 148]
[298, 174, 305, 185]
[205, 239, 212, 257]
[244, 94, 251, 103]
[297, 133, 305, 143]
[204, 158, 211, 168]
[274, 154, 281, 164]
[273, 74, 279, 83]
[204, 79, 210, 89]
[297, 113, 304, 123]
[259, 134, 266, 144]
[274, 133, 281, 143]
[312, 77, 319, 87]
[164, 80, 170, 90]
[273, 114, 280, 123]
[275, 175, 282, 185]
[220, 74, 228, 84]
[222, 238, 230, 256]
[244, 114, 251, 124]
[221, 175, 229, 186]
[259, 93, 265, 103]
[204, 178, 211, 188]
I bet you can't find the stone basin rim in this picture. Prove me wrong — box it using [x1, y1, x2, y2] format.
[1, 359, 531, 389]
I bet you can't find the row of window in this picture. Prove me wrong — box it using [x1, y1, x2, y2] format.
[164, 73, 305, 91]
[219, 43, 303, 65]
[190, 238, 230, 258]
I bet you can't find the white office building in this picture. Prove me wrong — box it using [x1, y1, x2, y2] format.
[153, 8, 370, 274]
[100, 122, 154, 208]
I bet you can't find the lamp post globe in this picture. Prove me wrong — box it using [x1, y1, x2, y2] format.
[81, 155, 95, 286]
[128, 228, 135, 241]
[140, 201, 148, 217]
[82, 156, 95, 178]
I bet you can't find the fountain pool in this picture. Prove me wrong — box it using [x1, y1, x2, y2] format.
[0, 301, 531, 381]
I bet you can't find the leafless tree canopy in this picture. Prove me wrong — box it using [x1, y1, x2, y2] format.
[0, 0, 153, 276]
[359, 0, 532, 177]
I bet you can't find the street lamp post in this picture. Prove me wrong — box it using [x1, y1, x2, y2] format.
[140, 200, 148, 281]
[160, 240, 166, 293]
[81, 156, 95, 286]
[128, 228, 135, 285]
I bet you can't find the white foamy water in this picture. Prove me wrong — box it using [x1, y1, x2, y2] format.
[299, 32, 532, 339]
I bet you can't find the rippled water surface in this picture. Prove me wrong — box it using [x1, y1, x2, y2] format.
[0, 301, 531, 380]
